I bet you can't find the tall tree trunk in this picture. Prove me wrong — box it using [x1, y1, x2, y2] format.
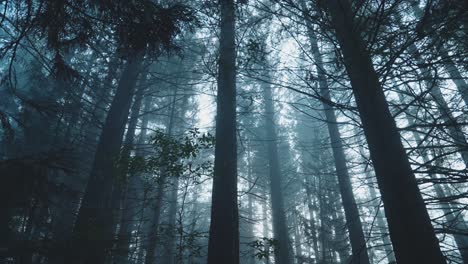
[207, 0, 239, 263]
[122, 94, 153, 263]
[48, 57, 120, 264]
[300, 6, 371, 260]
[161, 92, 190, 264]
[143, 149, 168, 264]
[246, 141, 257, 264]
[321, 81, 370, 264]
[145, 89, 178, 264]
[301, 3, 370, 261]
[306, 29, 370, 264]
[321, 0, 446, 263]
[160, 176, 179, 264]
[303, 175, 320, 263]
[114, 87, 151, 264]
[71, 51, 144, 264]
[329, 192, 352, 264]
[317, 174, 332, 264]
[187, 187, 201, 264]
[293, 209, 303, 263]
[262, 196, 271, 264]
[262, 80, 294, 264]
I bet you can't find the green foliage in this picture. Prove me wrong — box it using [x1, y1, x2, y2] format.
[119, 128, 214, 182]
[248, 237, 279, 260]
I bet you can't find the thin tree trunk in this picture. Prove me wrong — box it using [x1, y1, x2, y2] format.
[145, 89, 178, 264]
[303, 175, 320, 263]
[161, 92, 190, 264]
[187, 188, 201, 264]
[262, 79, 294, 264]
[331, 198, 351, 264]
[125, 95, 153, 263]
[114, 86, 150, 264]
[143, 151, 168, 264]
[207, 0, 239, 263]
[262, 196, 271, 264]
[246, 141, 257, 264]
[160, 176, 179, 264]
[303, 16, 370, 263]
[293, 209, 303, 263]
[317, 174, 331, 264]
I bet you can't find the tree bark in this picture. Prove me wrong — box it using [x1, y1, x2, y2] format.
[71, 51, 144, 264]
[322, 0, 446, 263]
[207, 0, 239, 263]
[306, 29, 370, 264]
[114, 90, 151, 264]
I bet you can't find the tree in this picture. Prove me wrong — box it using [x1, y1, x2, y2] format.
[302, 8, 370, 262]
[207, 0, 239, 263]
[261, 72, 294, 264]
[320, 0, 446, 263]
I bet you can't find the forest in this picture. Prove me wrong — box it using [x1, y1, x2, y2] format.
[0, 0, 467, 263]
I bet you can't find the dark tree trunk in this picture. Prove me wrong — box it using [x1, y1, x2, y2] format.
[113, 82, 148, 264]
[322, 0, 446, 263]
[119, 95, 153, 263]
[71, 51, 144, 264]
[207, 0, 239, 263]
[305, 27, 370, 264]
